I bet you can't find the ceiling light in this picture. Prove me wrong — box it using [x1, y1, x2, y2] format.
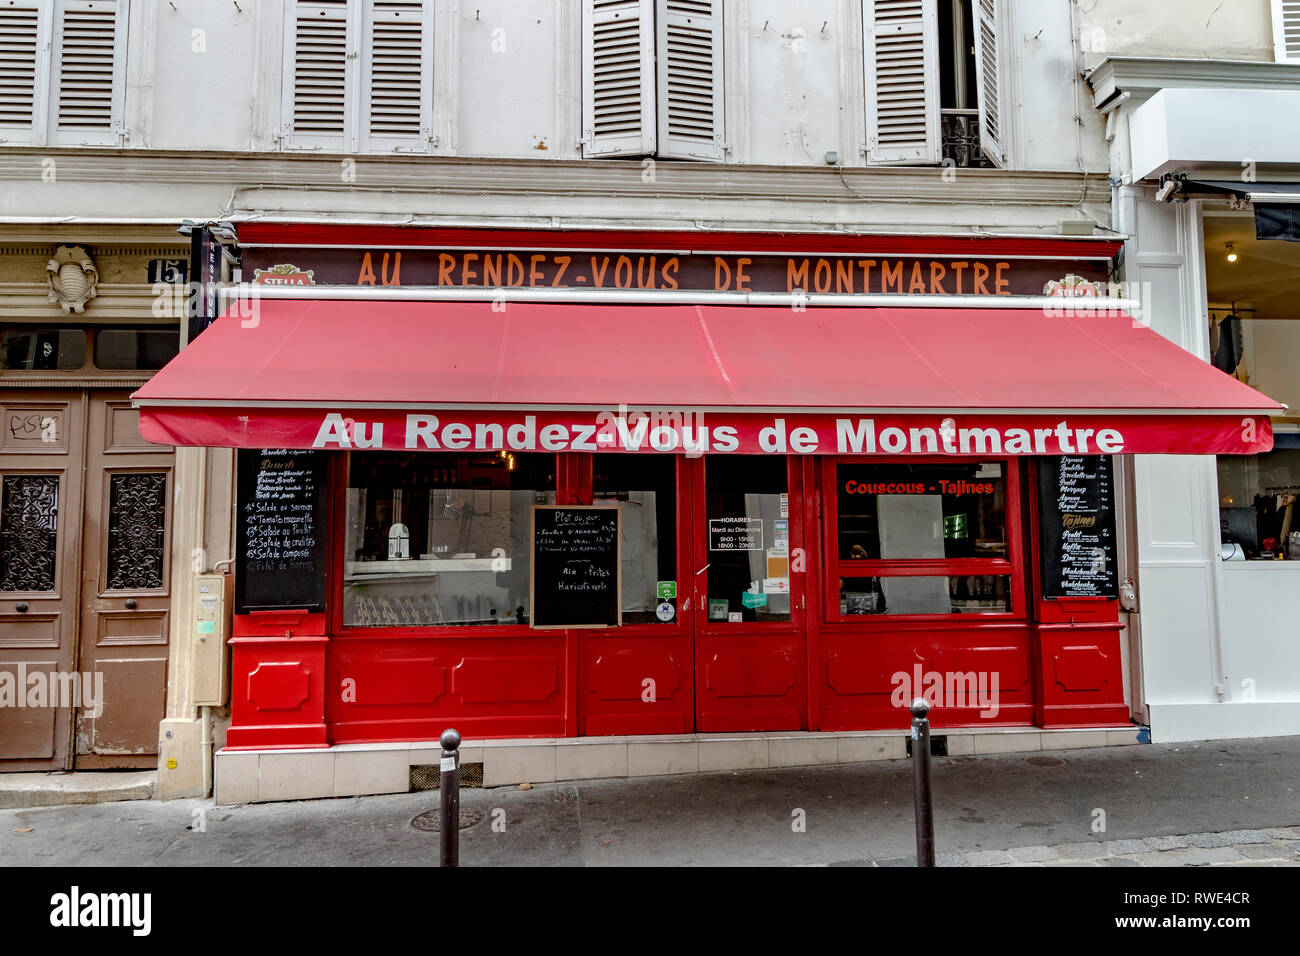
[1226, 243, 1238, 263]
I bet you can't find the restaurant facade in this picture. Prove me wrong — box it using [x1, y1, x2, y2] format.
[131, 224, 1280, 801]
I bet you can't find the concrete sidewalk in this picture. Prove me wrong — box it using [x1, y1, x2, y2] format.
[3, 736, 1299, 867]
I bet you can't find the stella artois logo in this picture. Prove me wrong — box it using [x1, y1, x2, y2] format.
[1040, 274, 1102, 297]
[253, 263, 315, 286]
[1043, 274, 1103, 297]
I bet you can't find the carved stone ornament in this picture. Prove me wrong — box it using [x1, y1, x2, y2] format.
[46, 245, 99, 313]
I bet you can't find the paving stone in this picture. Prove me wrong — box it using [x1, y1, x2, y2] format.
[1286, 841, 1300, 855]
[874, 856, 913, 867]
[1168, 846, 1244, 865]
[1099, 857, 1140, 867]
[1102, 839, 1149, 856]
[936, 851, 969, 867]
[966, 849, 1015, 866]
[1144, 835, 1189, 851]
[1215, 829, 1272, 844]
[1054, 841, 1109, 860]
[1008, 844, 1059, 863]
[1127, 851, 1173, 866]
[1263, 827, 1300, 840]
[1236, 844, 1293, 860]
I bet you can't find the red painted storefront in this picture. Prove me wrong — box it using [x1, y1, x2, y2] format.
[132, 227, 1283, 751]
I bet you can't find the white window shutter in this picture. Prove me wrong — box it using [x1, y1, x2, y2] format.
[655, 0, 724, 161]
[1274, 0, 1300, 62]
[0, 1, 47, 144]
[582, 0, 656, 157]
[283, 0, 354, 150]
[862, 0, 939, 164]
[972, 0, 1003, 166]
[360, 0, 432, 153]
[50, 0, 125, 146]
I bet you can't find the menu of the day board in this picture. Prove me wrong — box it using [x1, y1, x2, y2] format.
[235, 449, 328, 612]
[530, 506, 621, 628]
[1037, 456, 1119, 599]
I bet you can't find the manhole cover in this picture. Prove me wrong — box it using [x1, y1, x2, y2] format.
[411, 808, 485, 832]
[1025, 755, 1065, 767]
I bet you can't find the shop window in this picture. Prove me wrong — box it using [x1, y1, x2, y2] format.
[0, 328, 86, 370]
[342, 451, 555, 627]
[705, 456, 791, 623]
[1217, 444, 1300, 559]
[593, 455, 677, 624]
[829, 459, 1018, 618]
[94, 328, 181, 370]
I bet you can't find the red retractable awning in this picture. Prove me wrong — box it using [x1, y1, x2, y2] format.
[133, 300, 1282, 456]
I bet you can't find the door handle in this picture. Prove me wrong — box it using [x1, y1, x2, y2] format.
[14, 602, 27, 613]
[124, 599, 138, 610]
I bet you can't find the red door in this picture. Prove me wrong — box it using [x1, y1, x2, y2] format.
[691, 455, 808, 731]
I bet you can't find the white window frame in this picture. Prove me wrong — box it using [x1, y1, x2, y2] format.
[0, 0, 127, 147]
[281, 0, 434, 154]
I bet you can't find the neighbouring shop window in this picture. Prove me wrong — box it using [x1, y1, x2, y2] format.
[94, 328, 180, 370]
[593, 455, 677, 625]
[705, 456, 791, 623]
[0, 328, 86, 371]
[831, 460, 1017, 617]
[1217, 445, 1300, 559]
[342, 452, 555, 627]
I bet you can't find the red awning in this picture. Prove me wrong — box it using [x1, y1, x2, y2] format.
[133, 299, 1282, 456]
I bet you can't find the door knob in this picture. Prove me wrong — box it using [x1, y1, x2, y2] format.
[125, 599, 138, 610]
[14, 602, 27, 613]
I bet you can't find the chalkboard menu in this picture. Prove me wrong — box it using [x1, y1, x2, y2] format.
[1037, 456, 1119, 599]
[530, 506, 621, 629]
[235, 449, 328, 612]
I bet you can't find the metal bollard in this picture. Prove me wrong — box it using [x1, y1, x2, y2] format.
[910, 699, 935, 867]
[440, 728, 461, 867]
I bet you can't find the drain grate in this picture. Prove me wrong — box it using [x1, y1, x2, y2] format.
[411, 808, 485, 832]
[410, 763, 484, 791]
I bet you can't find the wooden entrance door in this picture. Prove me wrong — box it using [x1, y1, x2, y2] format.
[75, 393, 172, 767]
[692, 455, 808, 731]
[0, 392, 86, 769]
[0, 390, 172, 769]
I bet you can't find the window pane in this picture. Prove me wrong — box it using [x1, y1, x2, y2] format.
[342, 452, 555, 627]
[840, 575, 1011, 616]
[1217, 447, 1300, 558]
[95, 328, 180, 370]
[705, 456, 790, 623]
[0, 328, 85, 370]
[0, 475, 60, 592]
[837, 462, 1007, 560]
[593, 455, 676, 625]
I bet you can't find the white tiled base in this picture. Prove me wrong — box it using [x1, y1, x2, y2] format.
[214, 726, 1144, 804]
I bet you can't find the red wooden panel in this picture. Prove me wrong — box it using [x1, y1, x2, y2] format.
[704, 647, 798, 698]
[454, 656, 558, 703]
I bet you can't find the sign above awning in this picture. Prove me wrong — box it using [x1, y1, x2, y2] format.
[132, 299, 1283, 456]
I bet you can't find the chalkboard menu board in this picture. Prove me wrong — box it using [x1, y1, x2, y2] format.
[235, 449, 328, 612]
[530, 506, 621, 629]
[1037, 456, 1118, 599]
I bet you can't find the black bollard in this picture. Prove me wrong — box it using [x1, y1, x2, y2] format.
[440, 728, 461, 867]
[910, 699, 935, 867]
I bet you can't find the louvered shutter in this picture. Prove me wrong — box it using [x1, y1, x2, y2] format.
[655, 0, 724, 161]
[50, 0, 125, 145]
[862, 0, 938, 164]
[360, 0, 431, 152]
[972, 0, 1003, 166]
[1274, 0, 1300, 62]
[582, 0, 655, 157]
[0, 1, 46, 143]
[283, 0, 354, 150]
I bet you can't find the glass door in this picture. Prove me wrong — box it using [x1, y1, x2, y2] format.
[692, 455, 807, 732]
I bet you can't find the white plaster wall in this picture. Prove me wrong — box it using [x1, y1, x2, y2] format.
[1219, 564, 1300, 703]
[112, 0, 1105, 171]
[1078, 0, 1276, 68]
